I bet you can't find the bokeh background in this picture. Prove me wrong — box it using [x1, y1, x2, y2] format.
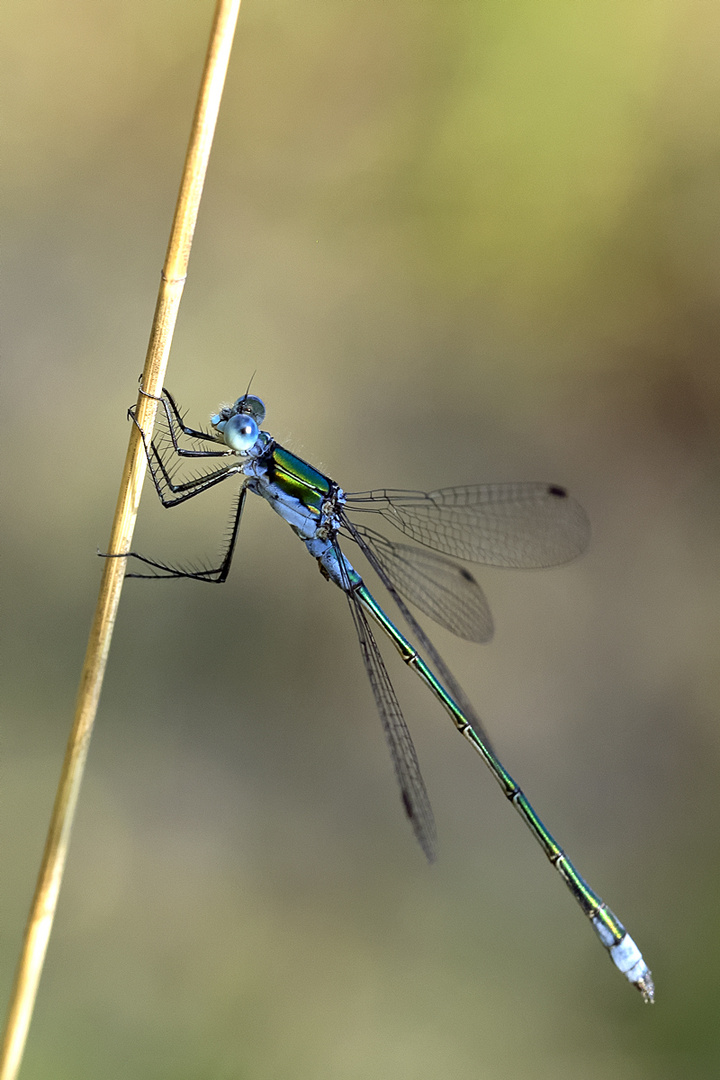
[3, 2, 720, 1076]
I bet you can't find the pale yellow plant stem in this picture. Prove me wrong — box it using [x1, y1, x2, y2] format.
[0, 3, 242, 1077]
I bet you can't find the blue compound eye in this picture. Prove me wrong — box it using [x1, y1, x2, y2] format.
[232, 394, 265, 424]
[223, 413, 259, 452]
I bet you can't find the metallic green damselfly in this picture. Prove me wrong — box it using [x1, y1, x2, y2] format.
[115, 387, 653, 1002]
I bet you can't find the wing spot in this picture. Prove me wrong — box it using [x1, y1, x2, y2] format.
[547, 485, 567, 498]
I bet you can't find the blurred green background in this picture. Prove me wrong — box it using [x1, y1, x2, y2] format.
[2, 1, 720, 1076]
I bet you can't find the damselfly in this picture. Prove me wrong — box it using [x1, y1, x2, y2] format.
[114, 387, 653, 1002]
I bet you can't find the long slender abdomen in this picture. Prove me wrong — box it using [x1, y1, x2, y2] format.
[352, 579, 654, 1002]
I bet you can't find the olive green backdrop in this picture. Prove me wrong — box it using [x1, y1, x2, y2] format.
[2, 2, 719, 1077]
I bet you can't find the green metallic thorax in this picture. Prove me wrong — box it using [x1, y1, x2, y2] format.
[268, 445, 332, 515]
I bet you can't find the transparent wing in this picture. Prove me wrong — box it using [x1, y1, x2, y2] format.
[345, 483, 590, 567]
[352, 525, 494, 643]
[344, 517, 496, 753]
[344, 574, 437, 862]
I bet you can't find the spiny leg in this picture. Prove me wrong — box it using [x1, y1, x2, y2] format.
[129, 387, 233, 504]
[144, 437, 244, 508]
[137, 386, 227, 454]
[126, 403, 242, 508]
[104, 485, 248, 581]
[106, 387, 248, 573]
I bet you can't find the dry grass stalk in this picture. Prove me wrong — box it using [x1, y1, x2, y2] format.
[0, 3, 243, 1076]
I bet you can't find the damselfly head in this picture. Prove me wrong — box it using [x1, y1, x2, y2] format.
[210, 394, 265, 453]
[233, 394, 266, 424]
